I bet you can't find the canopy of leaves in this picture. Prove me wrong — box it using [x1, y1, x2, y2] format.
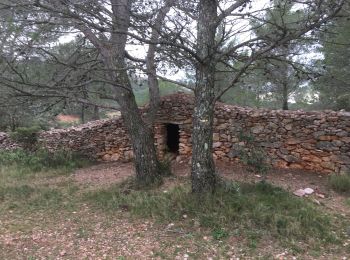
[314, 7, 350, 111]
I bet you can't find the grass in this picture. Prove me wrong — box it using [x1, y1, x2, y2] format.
[0, 149, 91, 175]
[0, 149, 348, 257]
[329, 173, 350, 194]
[346, 199, 350, 207]
[85, 179, 346, 249]
[0, 184, 78, 212]
[0, 149, 88, 212]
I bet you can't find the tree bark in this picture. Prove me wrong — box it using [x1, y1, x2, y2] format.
[109, 0, 161, 186]
[81, 104, 85, 124]
[191, 0, 218, 193]
[282, 83, 289, 110]
[145, 0, 173, 126]
[80, 0, 162, 186]
[116, 80, 161, 186]
[92, 105, 100, 120]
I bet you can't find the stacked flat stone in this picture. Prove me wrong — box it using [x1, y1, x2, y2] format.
[0, 93, 349, 173]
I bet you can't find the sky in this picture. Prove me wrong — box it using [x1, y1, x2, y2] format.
[58, 0, 320, 82]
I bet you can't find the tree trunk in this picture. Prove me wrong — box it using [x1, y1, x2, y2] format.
[10, 114, 16, 131]
[282, 84, 289, 110]
[66, 0, 162, 187]
[114, 70, 162, 186]
[81, 104, 85, 124]
[81, 87, 88, 123]
[92, 105, 100, 120]
[120, 91, 161, 186]
[191, 86, 217, 193]
[282, 98, 289, 110]
[191, 0, 218, 193]
[145, 0, 173, 126]
[107, 0, 162, 186]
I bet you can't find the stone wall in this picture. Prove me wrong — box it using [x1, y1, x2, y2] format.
[212, 104, 350, 173]
[154, 94, 350, 173]
[1, 93, 349, 173]
[39, 118, 134, 162]
[0, 132, 21, 150]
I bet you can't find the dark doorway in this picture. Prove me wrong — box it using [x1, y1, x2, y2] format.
[166, 124, 180, 153]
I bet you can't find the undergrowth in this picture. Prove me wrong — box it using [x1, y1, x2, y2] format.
[238, 131, 270, 175]
[329, 172, 350, 194]
[0, 149, 91, 175]
[10, 126, 41, 150]
[0, 149, 348, 254]
[85, 179, 346, 249]
[0, 149, 88, 212]
[0, 182, 79, 212]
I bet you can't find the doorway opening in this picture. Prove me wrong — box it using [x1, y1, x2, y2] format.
[166, 124, 180, 154]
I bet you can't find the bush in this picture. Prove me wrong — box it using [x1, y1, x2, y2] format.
[238, 131, 270, 175]
[239, 149, 270, 174]
[10, 126, 41, 149]
[159, 155, 173, 177]
[329, 173, 350, 194]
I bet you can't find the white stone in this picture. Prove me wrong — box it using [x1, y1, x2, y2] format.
[293, 189, 306, 197]
[213, 142, 222, 148]
[303, 188, 314, 195]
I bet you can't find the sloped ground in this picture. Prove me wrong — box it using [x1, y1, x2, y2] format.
[0, 161, 349, 259]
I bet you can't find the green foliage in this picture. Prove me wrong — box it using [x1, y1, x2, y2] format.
[134, 87, 149, 106]
[220, 85, 263, 108]
[238, 132, 270, 175]
[0, 149, 90, 174]
[219, 0, 310, 110]
[239, 150, 270, 175]
[134, 80, 187, 106]
[329, 173, 350, 194]
[10, 126, 41, 148]
[314, 7, 350, 111]
[85, 181, 343, 247]
[212, 228, 229, 240]
[159, 158, 173, 177]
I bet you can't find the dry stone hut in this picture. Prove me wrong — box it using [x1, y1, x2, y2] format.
[1, 93, 350, 173]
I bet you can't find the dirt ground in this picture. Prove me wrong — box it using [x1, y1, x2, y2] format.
[1, 160, 349, 259]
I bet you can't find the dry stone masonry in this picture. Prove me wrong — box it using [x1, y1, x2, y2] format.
[1, 93, 349, 173]
[0, 132, 21, 150]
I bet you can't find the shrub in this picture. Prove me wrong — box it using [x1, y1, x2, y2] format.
[10, 126, 41, 149]
[238, 131, 270, 175]
[159, 156, 173, 177]
[329, 172, 350, 194]
[239, 149, 270, 174]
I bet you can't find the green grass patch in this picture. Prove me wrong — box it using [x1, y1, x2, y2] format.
[0, 149, 91, 176]
[85, 180, 346, 248]
[0, 149, 86, 212]
[345, 199, 350, 207]
[329, 173, 350, 194]
[0, 183, 79, 212]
